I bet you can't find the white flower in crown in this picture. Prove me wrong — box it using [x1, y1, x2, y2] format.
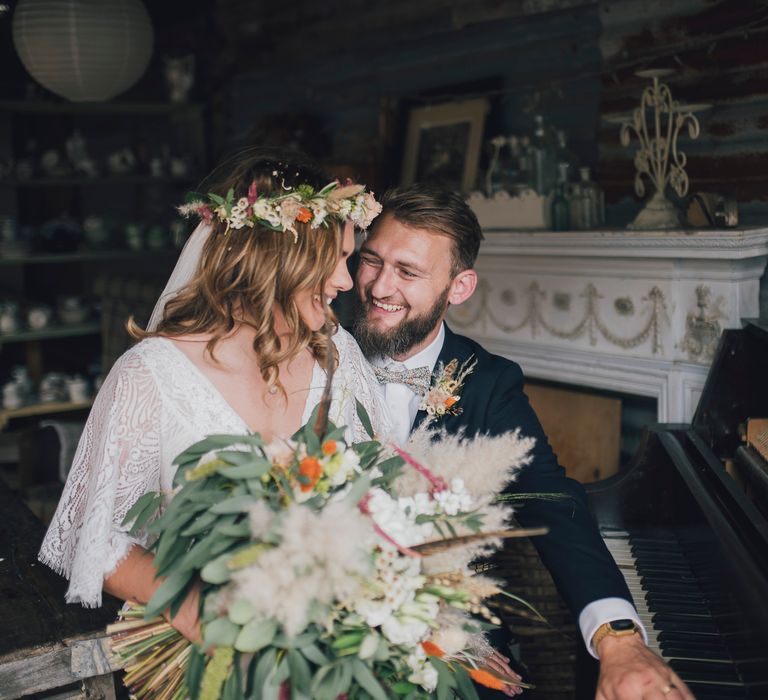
[309, 199, 329, 227]
[419, 356, 477, 420]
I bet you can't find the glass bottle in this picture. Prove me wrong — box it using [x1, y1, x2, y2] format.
[569, 182, 584, 229]
[555, 130, 579, 179]
[502, 136, 523, 194]
[518, 136, 533, 191]
[485, 135, 507, 197]
[531, 115, 556, 195]
[579, 166, 605, 228]
[551, 163, 570, 231]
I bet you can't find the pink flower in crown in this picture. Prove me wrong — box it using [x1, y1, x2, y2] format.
[247, 180, 258, 204]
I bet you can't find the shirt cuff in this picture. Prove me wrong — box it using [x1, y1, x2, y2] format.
[578, 598, 648, 659]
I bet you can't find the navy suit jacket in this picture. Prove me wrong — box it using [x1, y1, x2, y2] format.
[413, 325, 632, 619]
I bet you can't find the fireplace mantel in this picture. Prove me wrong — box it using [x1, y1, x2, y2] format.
[447, 227, 768, 422]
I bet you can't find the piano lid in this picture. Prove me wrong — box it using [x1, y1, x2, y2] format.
[693, 319, 768, 459]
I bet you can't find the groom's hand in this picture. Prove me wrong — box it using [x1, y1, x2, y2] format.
[596, 634, 694, 700]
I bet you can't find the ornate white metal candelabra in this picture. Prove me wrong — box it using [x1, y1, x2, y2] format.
[620, 69, 708, 229]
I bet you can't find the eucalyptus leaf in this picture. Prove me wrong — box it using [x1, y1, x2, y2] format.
[219, 462, 271, 479]
[186, 644, 206, 700]
[200, 552, 231, 584]
[392, 681, 418, 695]
[310, 664, 335, 700]
[228, 599, 256, 626]
[215, 519, 252, 538]
[221, 660, 242, 700]
[355, 399, 375, 438]
[250, 648, 277, 699]
[301, 643, 329, 667]
[333, 660, 352, 698]
[153, 533, 194, 576]
[217, 450, 265, 466]
[234, 618, 277, 652]
[145, 569, 194, 618]
[121, 491, 163, 533]
[351, 659, 388, 700]
[203, 617, 240, 649]
[287, 649, 312, 694]
[210, 494, 256, 514]
[432, 658, 455, 700]
[454, 665, 480, 700]
[343, 474, 371, 508]
[273, 630, 319, 649]
[181, 511, 218, 536]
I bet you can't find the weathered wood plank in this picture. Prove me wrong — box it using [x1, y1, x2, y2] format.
[82, 674, 117, 700]
[0, 645, 72, 699]
[70, 636, 122, 678]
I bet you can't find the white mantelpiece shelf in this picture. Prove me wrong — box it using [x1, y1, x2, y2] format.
[447, 227, 768, 422]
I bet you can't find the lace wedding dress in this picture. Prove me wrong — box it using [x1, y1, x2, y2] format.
[38, 326, 390, 608]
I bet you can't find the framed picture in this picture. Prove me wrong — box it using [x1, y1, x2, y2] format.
[400, 98, 489, 193]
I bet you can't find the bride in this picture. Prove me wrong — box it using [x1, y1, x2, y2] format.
[38, 149, 389, 643]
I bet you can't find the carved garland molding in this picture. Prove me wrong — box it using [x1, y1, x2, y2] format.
[451, 280, 669, 354]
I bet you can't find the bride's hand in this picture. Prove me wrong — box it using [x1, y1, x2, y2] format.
[165, 583, 202, 644]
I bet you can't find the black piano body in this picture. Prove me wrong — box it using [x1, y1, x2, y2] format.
[587, 320, 768, 699]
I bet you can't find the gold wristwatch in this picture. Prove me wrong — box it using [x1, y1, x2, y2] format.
[592, 619, 641, 653]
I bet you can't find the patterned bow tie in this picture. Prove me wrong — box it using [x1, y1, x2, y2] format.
[372, 365, 432, 396]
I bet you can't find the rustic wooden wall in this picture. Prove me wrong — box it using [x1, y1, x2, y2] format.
[211, 0, 605, 189]
[208, 0, 768, 236]
[597, 0, 768, 226]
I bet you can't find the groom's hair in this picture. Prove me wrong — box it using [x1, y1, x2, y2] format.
[374, 184, 484, 275]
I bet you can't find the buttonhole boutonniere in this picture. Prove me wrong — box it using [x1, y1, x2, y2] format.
[419, 356, 477, 419]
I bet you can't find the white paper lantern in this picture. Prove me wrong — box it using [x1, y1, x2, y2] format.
[12, 0, 154, 102]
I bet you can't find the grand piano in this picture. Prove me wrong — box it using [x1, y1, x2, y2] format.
[587, 320, 768, 699]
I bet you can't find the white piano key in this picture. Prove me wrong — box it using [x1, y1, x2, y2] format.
[602, 532, 662, 655]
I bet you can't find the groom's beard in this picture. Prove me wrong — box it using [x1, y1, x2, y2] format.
[352, 287, 449, 359]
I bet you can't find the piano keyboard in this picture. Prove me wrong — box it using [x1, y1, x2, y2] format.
[603, 529, 768, 700]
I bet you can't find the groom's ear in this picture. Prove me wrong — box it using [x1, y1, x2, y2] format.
[447, 269, 477, 306]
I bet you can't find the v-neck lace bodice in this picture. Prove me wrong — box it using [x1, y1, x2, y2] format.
[39, 326, 390, 607]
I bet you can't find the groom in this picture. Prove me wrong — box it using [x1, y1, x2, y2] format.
[352, 184, 692, 700]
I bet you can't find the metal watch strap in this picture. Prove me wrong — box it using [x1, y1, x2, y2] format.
[592, 619, 641, 653]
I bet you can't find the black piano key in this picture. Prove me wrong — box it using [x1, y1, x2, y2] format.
[685, 683, 749, 699]
[664, 648, 733, 662]
[653, 614, 721, 633]
[669, 659, 743, 682]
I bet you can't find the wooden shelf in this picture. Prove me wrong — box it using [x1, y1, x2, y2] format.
[0, 249, 179, 266]
[0, 323, 100, 344]
[0, 400, 93, 430]
[0, 100, 204, 116]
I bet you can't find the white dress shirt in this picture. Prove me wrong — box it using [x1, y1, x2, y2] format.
[371, 323, 445, 446]
[372, 322, 646, 657]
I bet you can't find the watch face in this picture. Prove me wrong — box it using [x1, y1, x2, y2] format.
[609, 619, 636, 632]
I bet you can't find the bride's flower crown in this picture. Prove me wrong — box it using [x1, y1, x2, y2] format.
[177, 179, 383, 241]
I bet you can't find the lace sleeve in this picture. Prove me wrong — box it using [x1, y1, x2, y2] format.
[331, 326, 393, 443]
[38, 347, 163, 608]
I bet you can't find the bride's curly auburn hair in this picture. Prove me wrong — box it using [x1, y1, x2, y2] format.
[128, 149, 344, 394]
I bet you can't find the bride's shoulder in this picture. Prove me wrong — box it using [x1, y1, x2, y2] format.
[107, 337, 178, 381]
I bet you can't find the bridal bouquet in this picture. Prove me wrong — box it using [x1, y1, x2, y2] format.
[108, 404, 539, 700]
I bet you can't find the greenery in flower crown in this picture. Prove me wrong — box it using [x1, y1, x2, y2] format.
[109, 402, 543, 700]
[178, 180, 383, 242]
